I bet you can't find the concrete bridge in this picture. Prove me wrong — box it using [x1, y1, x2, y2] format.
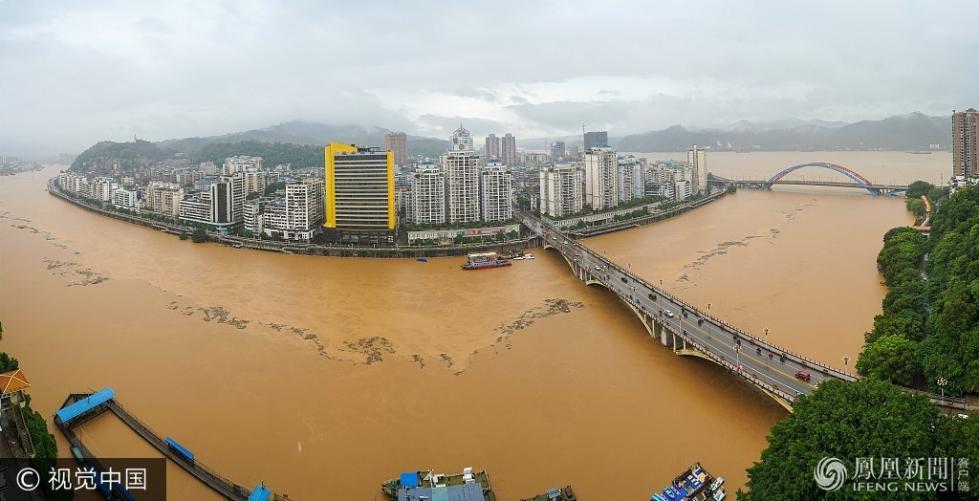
[522, 214, 969, 412]
[708, 162, 909, 195]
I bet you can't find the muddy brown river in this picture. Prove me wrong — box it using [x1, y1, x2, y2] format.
[0, 153, 934, 499]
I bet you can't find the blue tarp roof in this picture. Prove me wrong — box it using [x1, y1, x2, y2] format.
[55, 388, 115, 423]
[248, 485, 272, 501]
[397, 483, 485, 501]
[400, 472, 420, 488]
[165, 437, 195, 461]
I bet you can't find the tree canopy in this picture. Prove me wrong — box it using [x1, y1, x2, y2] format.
[742, 379, 944, 500]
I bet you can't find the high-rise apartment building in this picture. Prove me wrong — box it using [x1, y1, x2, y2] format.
[539, 163, 584, 218]
[242, 169, 267, 195]
[500, 133, 517, 166]
[952, 108, 978, 179]
[411, 165, 446, 225]
[584, 131, 608, 149]
[443, 126, 481, 223]
[484, 134, 500, 161]
[687, 145, 708, 194]
[617, 155, 644, 202]
[583, 147, 618, 211]
[479, 162, 513, 222]
[385, 131, 408, 167]
[324, 142, 395, 241]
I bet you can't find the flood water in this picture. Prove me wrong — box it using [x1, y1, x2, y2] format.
[0, 152, 935, 499]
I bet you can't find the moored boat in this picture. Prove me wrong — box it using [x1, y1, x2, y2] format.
[462, 252, 511, 270]
[521, 484, 576, 500]
[651, 463, 725, 501]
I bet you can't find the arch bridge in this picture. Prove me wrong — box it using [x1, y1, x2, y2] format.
[709, 162, 908, 195]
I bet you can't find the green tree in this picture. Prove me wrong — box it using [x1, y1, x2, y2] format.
[906, 198, 926, 218]
[191, 227, 209, 243]
[855, 334, 918, 386]
[906, 180, 932, 199]
[741, 379, 940, 500]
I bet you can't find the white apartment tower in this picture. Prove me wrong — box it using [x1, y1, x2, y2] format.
[411, 165, 446, 225]
[539, 164, 584, 218]
[617, 155, 644, 202]
[583, 147, 618, 210]
[687, 145, 707, 195]
[443, 126, 481, 223]
[479, 162, 513, 222]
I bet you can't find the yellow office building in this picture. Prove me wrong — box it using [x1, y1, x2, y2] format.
[324, 142, 395, 242]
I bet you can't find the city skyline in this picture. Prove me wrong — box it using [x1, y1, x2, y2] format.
[2, 1, 978, 155]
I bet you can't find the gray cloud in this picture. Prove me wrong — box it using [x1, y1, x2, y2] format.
[1, 0, 977, 156]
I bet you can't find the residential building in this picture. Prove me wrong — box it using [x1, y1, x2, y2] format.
[385, 131, 408, 167]
[90, 176, 117, 201]
[260, 180, 324, 241]
[687, 145, 708, 194]
[199, 161, 219, 175]
[111, 187, 138, 209]
[324, 142, 395, 242]
[484, 134, 500, 161]
[617, 155, 644, 202]
[223, 156, 263, 175]
[550, 141, 566, 162]
[952, 108, 978, 179]
[242, 169, 268, 195]
[243, 198, 264, 235]
[450, 124, 474, 151]
[479, 162, 513, 222]
[146, 182, 184, 216]
[584, 131, 608, 149]
[674, 179, 692, 201]
[500, 133, 517, 166]
[583, 147, 618, 211]
[177, 174, 244, 229]
[539, 163, 584, 218]
[411, 164, 446, 225]
[523, 153, 551, 170]
[443, 126, 481, 223]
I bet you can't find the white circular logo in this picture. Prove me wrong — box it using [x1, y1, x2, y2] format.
[16, 467, 39, 491]
[814, 457, 847, 491]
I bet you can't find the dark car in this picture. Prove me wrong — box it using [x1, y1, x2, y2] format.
[795, 370, 812, 382]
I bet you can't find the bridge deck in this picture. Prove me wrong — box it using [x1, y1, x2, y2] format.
[525, 213, 970, 412]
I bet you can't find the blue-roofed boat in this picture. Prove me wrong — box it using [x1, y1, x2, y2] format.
[382, 467, 497, 501]
[520, 484, 576, 500]
[652, 463, 725, 501]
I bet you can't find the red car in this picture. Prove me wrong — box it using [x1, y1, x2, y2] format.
[795, 370, 812, 382]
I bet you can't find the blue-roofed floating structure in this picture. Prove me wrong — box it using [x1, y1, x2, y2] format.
[401, 472, 420, 489]
[165, 437, 195, 462]
[54, 390, 278, 501]
[54, 387, 115, 424]
[248, 485, 272, 501]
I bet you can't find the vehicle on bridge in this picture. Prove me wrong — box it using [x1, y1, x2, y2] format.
[795, 370, 811, 383]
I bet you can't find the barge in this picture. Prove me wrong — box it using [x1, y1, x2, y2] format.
[521, 484, 576, 500]
[383, 467, 497, 501]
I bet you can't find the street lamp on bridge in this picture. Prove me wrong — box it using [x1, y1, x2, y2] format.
[937, 377, 948, 402]
[734, 345, 742, 373]
[763, 327, 769, 346]
[842, 355, 849, 370]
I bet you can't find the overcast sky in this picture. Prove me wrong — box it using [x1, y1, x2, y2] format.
[2, 0, 977, 155]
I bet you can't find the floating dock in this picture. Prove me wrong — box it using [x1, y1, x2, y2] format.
[55, 389, 277, 501]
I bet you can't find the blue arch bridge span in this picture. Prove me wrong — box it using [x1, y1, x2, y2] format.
[521, 214, 969, 413]
[709, 162, 909, 195]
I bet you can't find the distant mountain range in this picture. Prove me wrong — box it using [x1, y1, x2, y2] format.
[159, 121, 450, 159]
[610, 113, 950, 152]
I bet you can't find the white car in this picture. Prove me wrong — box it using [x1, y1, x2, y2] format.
[665, 310, 675, 318]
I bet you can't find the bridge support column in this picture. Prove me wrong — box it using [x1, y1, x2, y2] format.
[654, 321, 668, 347]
